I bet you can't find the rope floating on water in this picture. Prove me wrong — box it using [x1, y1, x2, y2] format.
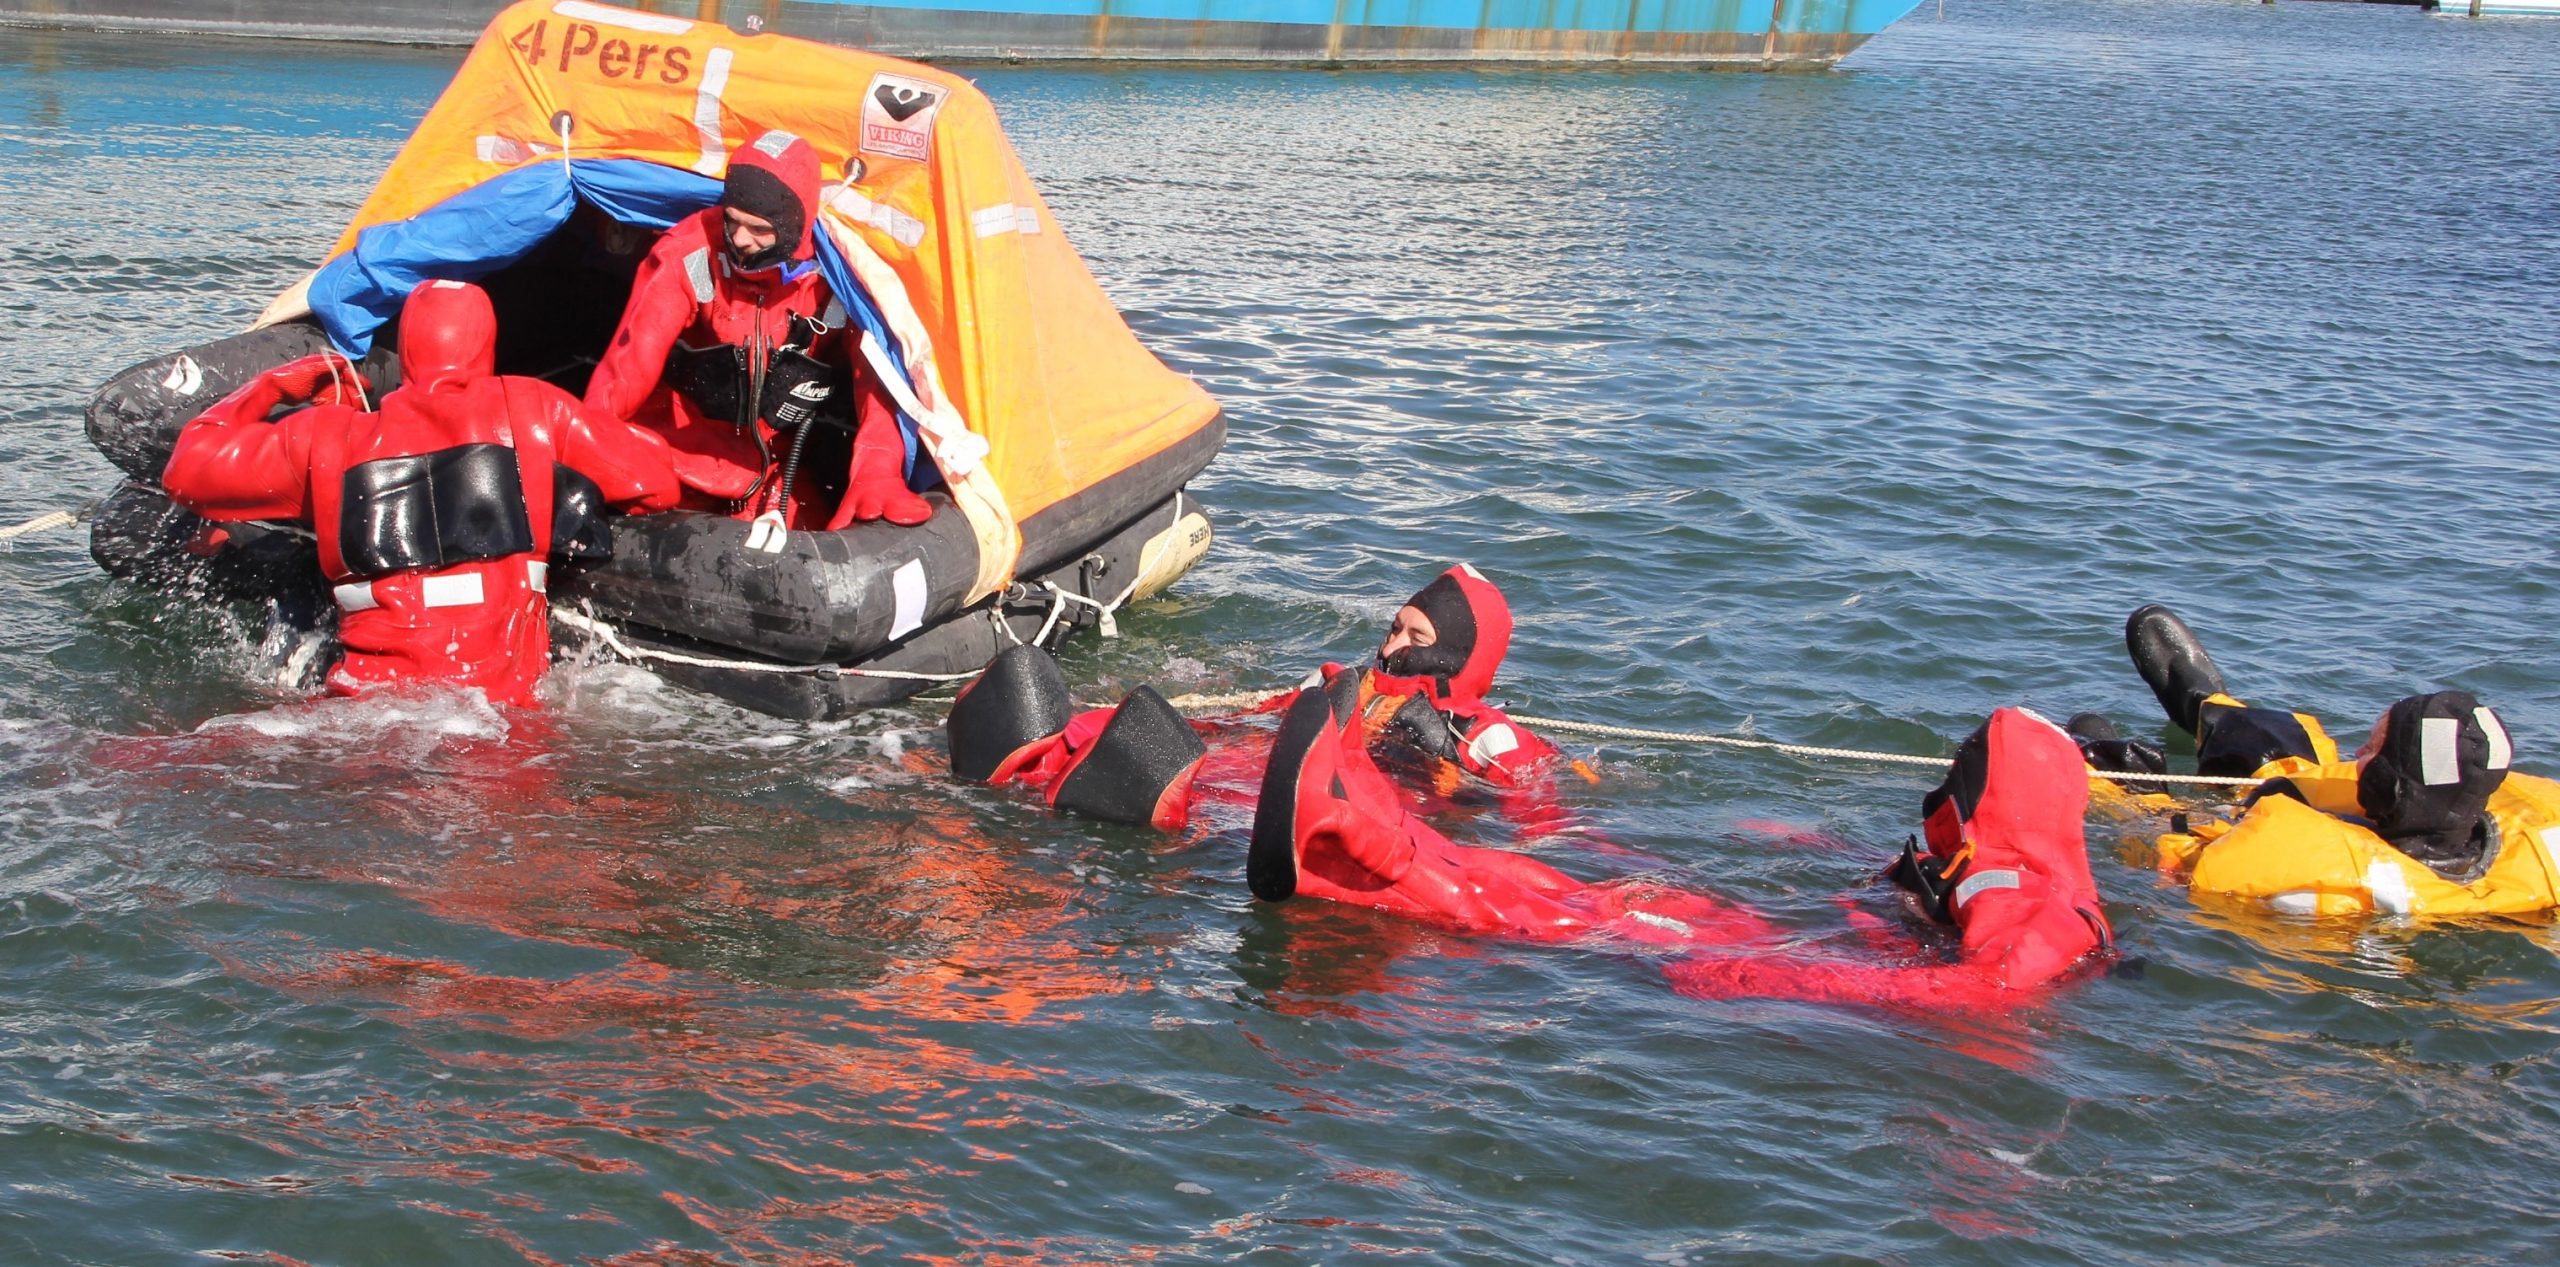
[1163, 687, 2262, 789]
[0, 502, 95, 546]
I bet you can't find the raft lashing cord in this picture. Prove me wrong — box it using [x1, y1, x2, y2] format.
[553, 605, 982, 682]
[1154, 689, 2267, 790]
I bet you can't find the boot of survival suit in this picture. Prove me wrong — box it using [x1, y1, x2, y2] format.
[947, 644, 1075, 783]
[1044, 685, 1208, 830]
[2125, 604, 2230, 737]
[947, 645, 1207, 829]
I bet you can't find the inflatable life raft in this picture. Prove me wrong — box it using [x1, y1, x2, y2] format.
[84, 0, 1222, 719]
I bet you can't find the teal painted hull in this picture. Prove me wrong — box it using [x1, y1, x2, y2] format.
[0, 0, 1927, 65]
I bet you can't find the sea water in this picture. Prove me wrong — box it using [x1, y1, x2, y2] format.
[1, 0, 2555, 1261]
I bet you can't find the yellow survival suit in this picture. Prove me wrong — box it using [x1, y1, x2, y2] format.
[2121, 607, 2560, 917]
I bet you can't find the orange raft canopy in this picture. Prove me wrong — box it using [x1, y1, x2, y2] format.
[258, 0, 1222, 607]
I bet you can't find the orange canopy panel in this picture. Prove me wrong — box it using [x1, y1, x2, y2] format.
[295, 0, 1219, 597]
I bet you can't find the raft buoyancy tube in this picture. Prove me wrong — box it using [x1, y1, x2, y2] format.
[87, 320, 398, 482]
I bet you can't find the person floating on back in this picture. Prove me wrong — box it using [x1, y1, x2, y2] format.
[2084, 605, 2560, 917]
[161, 279, 680, 706]
[585, 129, 930, 537]
[942, 564, 1574, 833]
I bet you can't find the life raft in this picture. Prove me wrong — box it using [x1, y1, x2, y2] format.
[81, 2, 1227, 718]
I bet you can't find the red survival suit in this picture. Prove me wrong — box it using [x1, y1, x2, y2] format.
[1244, 666, 1774, 945]
[1665, 707, 2115, 1013]
[1345, 564, 1564, 794]
[946, 566, 1575, 835]
[584, 129, 928, 530]
[162, 280, 680, 706]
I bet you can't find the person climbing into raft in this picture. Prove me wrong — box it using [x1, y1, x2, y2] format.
[584, 128, 931, 536]
[2079, 606, 2560, 917]
[160, 279, 680, 706]
[943, 564, 1577, 832]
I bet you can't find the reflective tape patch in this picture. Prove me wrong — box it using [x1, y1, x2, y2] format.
[420, 572, 487, 609]
[426, 279, 469, 292]
[888, 558, 927, 641]
[1457, 563, 1484, 581]
[475, 136, 534, 165]
[689, 47, 735, 175]
[971, 203, 1020, 239]
[2422, 716, 2461, 786]
[2364, 859, 2416, 915]
[682, 248, 715, 304]
[1951, 868, 2020, 908]
[1466, 723, 1521, 767]
[332, 581, 380, 613]
[1627, 910, 1690, 935]
[753, 130, 802, 158]
[825, 186, 928, 250]
[2538, 826, 2560, 886]
[2478, 707, 2512, 770]
[2267, 891, 2321, 916]
[527, 561, 548, 594]
[161, 355, 203, 396]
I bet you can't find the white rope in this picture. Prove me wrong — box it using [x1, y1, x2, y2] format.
[1160, 682, 2263, 789]
[553, 605, 979, 682]
[1, 510, 80, 543]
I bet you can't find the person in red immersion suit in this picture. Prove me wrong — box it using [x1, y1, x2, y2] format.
[1663, 707, 2116, 1013]
[1243, 665, 1775, 944]
[161, 279, 681, 707]
[944, 565, 1581, 835]
[584, 128, 930, 533]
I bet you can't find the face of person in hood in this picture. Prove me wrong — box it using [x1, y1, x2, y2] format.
[1371, 565, 1511, 701]
[723, 207, 780, 270]
[1378, 605, 1437, 669]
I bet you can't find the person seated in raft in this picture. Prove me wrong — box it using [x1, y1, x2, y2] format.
[585, 129, 930, 532]
[1663, 707, 2115, 1012]
[2081, 606, 2560, 917]
[160, 279, 681, 707]
[942, 564, 1582, 833]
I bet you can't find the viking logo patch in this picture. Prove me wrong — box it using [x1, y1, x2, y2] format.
[860, 72, 945, 162]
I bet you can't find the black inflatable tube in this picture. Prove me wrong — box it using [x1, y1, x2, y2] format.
[566, 491, 1212, 720]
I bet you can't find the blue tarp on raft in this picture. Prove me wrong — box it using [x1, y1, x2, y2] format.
[304, 157, 927, 482]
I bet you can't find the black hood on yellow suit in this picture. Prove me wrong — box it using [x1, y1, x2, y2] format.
[2358, 690, 2511, 873]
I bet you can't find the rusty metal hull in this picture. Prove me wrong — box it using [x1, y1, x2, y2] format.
[0, 1, 1923, 67]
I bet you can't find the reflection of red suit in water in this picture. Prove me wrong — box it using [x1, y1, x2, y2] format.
[1665, 708, 2113, 1012]
[161, 280, 680, 706]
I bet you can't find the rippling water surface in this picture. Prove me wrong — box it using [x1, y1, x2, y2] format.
[3, 1, 2557, 1262]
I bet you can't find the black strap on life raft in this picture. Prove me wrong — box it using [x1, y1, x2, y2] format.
[337, 443, 533, 578]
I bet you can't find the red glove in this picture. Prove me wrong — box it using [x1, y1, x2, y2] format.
[843, 400, 931, 526]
